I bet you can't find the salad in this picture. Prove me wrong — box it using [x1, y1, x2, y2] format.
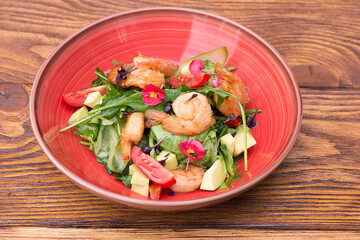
[60, 47, 260, 200]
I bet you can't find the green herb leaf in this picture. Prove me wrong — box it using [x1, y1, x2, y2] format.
[197, 130, 218, 168]
[245, 108, 262, 117]
[60, 111, 101, 132]
[220, 144, 238, 176]
[79, 141, 91, 147]
[202, 60, 215, 74]
[215, 120, 228, 139]
[92, 67, 109, 87]
[74, 122, 100, 148]
[114, 161, 132, 188]
[218, 173, 242, 189]
[95, 67, 108, 82]
[226, 66, 236, 71]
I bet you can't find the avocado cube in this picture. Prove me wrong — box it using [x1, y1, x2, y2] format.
[84, 91, 102, 108]
[200, 159, 226, 191]
[69, 106, 89, 122]
[156, 151, 178, 170]
[129, 164, 140, 176]
[220, 133, 235, 155]
[233, 126, 256, 156]
[130, 170, 149, 186]
[131, 184, 149, 197]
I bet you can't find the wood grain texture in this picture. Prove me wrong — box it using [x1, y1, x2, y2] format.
[0, 85, 359, 230]
[1, 227, 360, 240]
[0, 0, 359, 87]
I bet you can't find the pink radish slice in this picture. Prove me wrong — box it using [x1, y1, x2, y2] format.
[189, 59, 204, 75]
[212, 75, 223, 88]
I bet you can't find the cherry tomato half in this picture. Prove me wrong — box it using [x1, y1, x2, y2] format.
[224, 116, 242, 127]
[169, 73, 210, 89]
[62, 85, 107, 107]
[131, 146, 176, 188]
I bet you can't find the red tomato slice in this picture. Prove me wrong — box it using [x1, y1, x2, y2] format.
[62, 85, 107, 107]
[224, 117, 241, 127]
[169, 74, 210, 88]
[131, 146, 176, 188]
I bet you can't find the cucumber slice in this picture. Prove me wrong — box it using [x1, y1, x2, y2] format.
[175, 46, 228, 76]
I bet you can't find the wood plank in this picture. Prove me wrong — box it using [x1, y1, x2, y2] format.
[0, 1, 359, 87]
[0, 84, 360, 229]
[1, 227, 360, 240]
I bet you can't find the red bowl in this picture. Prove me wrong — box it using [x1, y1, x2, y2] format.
[30, 8, 302, 211]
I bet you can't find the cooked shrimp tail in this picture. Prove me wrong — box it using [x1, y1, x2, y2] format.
[108, 65, 165, 89]
[120, 137, 132, 163]
[120, 112, 145, 163]
[169, 165, 205, 193]
[214, 63, 250, 117]
[149, 183, 162, 200]
[134, 52, 178, 77]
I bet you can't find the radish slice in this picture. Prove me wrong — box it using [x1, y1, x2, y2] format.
[212, 75, 223, 88]
[189, 59, 204, 75]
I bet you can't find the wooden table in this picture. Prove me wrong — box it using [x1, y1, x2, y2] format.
[1, 0, 359, 239]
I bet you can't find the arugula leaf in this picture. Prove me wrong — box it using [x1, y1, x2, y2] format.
[226, 66, 236, 71]
[194, 88, 230, 107]
[95, 67, 108, 82]
[245, 108, 262, 117]
[90, 88, 181, 115]
[101, 107, 120, 120]
[92, 77, 105, 87]
[79, 141, 91, 147]
[149, 130, 156, 159]
[218, 173, 242, 189]
[118, 175, 132, 188]
[91, 67, 108, 87]
[215, 120, 228, 139]
[220, 144, 238, 176]
[115, 162, 132, 188]
[74, 123, 100, 150]
[60, 111, 101, 132]
[233, 153, 244, 163]
[200, 130, 218, 167]
[202, 130, 218, 167]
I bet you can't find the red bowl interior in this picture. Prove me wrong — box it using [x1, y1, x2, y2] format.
[30, 8, 301, 211]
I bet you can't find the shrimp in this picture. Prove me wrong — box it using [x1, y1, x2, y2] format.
[134, 52, 178, 77]
[120, 112, 145, 163]
[108, 64, 165, 89]
[213, 63, 250, 117]
[170, 165, 205, 193]
[145, 92, 215, 136]
[149, 183, 162, 200]
[144, 118, 161, 128]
